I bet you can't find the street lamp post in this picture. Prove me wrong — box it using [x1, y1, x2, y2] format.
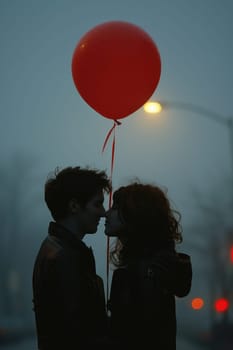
[144, 100, 233, 175]
[144, 100, 233, 329]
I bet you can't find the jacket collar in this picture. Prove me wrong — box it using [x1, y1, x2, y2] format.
[48, 222, 96, 272]
[48, 221, 87, 250]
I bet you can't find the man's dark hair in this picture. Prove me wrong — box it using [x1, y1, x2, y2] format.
[44, 166, 111, 221]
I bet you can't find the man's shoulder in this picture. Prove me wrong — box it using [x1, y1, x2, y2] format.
[34, 235, 63, 262]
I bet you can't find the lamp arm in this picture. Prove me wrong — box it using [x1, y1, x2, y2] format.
[160, 101, 231, 127]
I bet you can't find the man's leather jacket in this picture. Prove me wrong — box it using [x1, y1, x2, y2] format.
[32, 222, 108, 349]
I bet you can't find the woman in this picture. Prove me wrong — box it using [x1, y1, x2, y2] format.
[105, 182, 192, 350]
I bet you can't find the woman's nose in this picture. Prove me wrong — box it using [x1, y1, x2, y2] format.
[105, 209, 110, 217]
[100, 205, 108, 217]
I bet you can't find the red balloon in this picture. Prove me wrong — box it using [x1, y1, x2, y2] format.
[71, 21, 161, 120]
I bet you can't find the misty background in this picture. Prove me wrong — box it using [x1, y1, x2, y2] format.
[1, 0, 233, 349]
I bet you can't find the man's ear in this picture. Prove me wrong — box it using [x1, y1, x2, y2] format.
[68, 198, 80, 214]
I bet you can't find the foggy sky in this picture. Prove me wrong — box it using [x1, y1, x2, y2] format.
[1, 0, 233, 331]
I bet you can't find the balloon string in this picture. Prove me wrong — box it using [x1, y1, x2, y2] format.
[102, 119, 121, 309]
[102, 119, 121, 154]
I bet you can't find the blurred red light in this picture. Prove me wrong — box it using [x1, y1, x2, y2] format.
[214, 298, 229, 313]
[230, 246, 233, 263]
[191, 298, 204, 310]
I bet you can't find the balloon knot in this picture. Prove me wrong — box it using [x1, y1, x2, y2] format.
[114, 119, 122, 126]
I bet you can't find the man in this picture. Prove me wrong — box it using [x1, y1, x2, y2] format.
[32, 166, 111, 349]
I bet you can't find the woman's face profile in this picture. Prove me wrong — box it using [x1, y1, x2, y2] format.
[104, 202, 125, 237]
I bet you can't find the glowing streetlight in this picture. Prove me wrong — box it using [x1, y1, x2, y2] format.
[143, 100, 233, 173]
[143, 101, 162, 114]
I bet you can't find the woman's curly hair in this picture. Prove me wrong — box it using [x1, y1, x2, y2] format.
[110, 182, 183, 267]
